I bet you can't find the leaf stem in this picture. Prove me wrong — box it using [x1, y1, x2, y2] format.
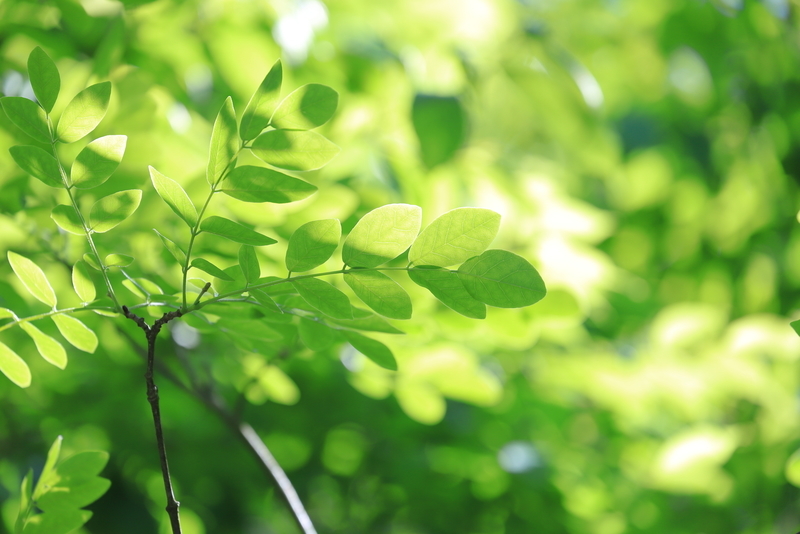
[0, 305, 115, 334]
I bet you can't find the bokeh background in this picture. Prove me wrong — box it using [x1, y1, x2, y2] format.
[2, 0, 800, 532]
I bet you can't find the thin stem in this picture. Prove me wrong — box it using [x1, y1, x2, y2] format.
[0, 305, 115, 333]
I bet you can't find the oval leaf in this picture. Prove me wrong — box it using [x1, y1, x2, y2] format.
[191, 258, 234, 281]
[408, 267, 486, 319]
[51, 205, 84, 235]
[72, 261, 96, 303]
[57, 450, 109, 482]
[344, 270, 412, 320]
[207, 96, 238, 185]
[298, 317, 338, 351]
[251, 129, 340, 171]
[105, 253, 133, 267]
[270, 83, 338, 130]
[8, 251, 57, 307]
[291, 278, 353, 319]
[457, 250, 546, 308]
[149, 167, 197, 227]
[200, 216, 277, 246]
[285, 219, 341, 272]
[89, 189, 142, 233]
[221, 165, 317, 203]
[327, 308, 405, 334]
[52, 314, 98, 353]
[9, 145, 62, 187]
[342, 204, 422, 268]
[342, 330, 397, 371]
[409, 207, 501, 267]
[0, 341, 31, 388]
[37, 477, 111, 512]
[240, 59, 282, 141]
[56, 82, 111, 143]
[28, 47, 60, 113]
[154, 229, 186, 265]
[0, 96, 50, 142]
[239, 245, 260, 284]
[71, 135, 127, 189]
[20, 322, 67, 369]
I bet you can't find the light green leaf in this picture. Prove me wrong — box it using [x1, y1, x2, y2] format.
[82, 254, 101, 271]
[291, 278, 353, 319]
[408, 267, 486, 319]
[457, 250, 546, 308]
[1, 96, 50, 143]
[16, 469, 33, 534]
[104, 254, 133, 267]
[20, 322, 67, 369]
[251, 129, 340, 171]
[88, 189, 142, 233]
[286, 219, 341, 272]
[9, 146, 62, 187]
[153, 230, 186, 265]
[0, 341, 30, 388]
[344, 270, 412, 320]
[270, 84, 338, 130]
[37, 478, 111, 512]
[28, 47, 60, 113]
[149, 167, 197, 227]
[207, 96, 238, 185]
[121, 278, 162, 299]
[200, 216, 277, 246]
[71, 135, 126, 189]
[72, 261, 95, 303]
[51, 205, 84, 235]
[239, 245, 260, 283]
[342, 330, 397, 371]
[251, 289, 282, 313]
[57, 450, 109, 483]
[21, 509, 91, 534]
[56, 82, 111, 143]
[221, 165, 317, 203]
[218, 318, 281, 342]
[342, 204, 422, 268]
[240, 59, 282, 141]
[328, 308, 404, 334]
[8, 252, 57, 307]
[52, 314, 98, 353]
[40, 436, 63, 488]
[191, 258, 234, 281]
[0, 308, 17, 319]
[298, 317, 338, 351]
[409, 208, 501, 267]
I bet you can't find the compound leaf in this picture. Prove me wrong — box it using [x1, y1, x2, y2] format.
[9, 146, 62, 187]
[408, 267, 485, 319]
[251, 129, 339, 171]
[0, 97, 50, 143]
[457, 250, 546, 308]
[239, 245, 260, 283]
[20, 322, 67, 369]
[8, 251, 57, 307]
[52, 314, 98, 353]
[251, 289, 281, 313]
[200, 216, 276, 246]
[149, 167, 197, 227]
[51, 205, 84, 235]
[191, 258, 234, 281]
[342, 330, 397, 371]
[28, 47, 60, 113]
[0, 341, 31, 388]
[286, 219, 341, 272]
[72, 261, 95, 303]
[409, 207, 500, 267]
[88, 190, 142, 233]
[207, 96, 238, 185]
[270, 83, 338, 130]
[221, 165, 316, 203]
[240, 59, 282, 141]
[342, 204, 421, 268]
[344, 270, 412, 320]
[291, 278, 353, 319]
[71, 135, 126, 189]
[56, 82, 111, 143]
[153, 230, 186, 264]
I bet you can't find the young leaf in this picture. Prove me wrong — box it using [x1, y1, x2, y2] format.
[0, 341, 31, 388]
[207, 96, 238, 185]
[457, 250, 546, 308]
[37, 477, 111, 511]
[52, 314, 98, 353]
[221, 165, 317, 203]
[56, 82, 112, 143]
[28, 47, 60, 113]
[200, 216, 277, 246]
[344, 270, 412, 320]
[39, 436, 63, 490]
[104, 254, 133, 267]
[20, 508, 91, 534]
[149, 167, 197, 227]
[291, 278, 353, 319]
[298, 317, 338, 351]
[71, 135, 127, 189]
[72, 261, 96, 303]
[88, 189, 142, 233]
[82, 253, 101, 270]
[239, 245, 260, 283]
[20, 322, 67, 369]
[342, 330, 397, 371]
[285, 219, 341, 272]
[251, 129, 340, 171]
[408, 267, 486, 319]
[16, 469, 33, 534]
[270, 83, 338, 130]
[0, 97, 50, 143]
[409, 207, 501, 267]
[153, 229, 186, 264]
[240, 59, 282, 141]
[8, 251, 57, 307]
[191, 258, 235, 281]
[9, 145, 63, 187]
[51, 205, 84, 235]
[342, 204, 422, 268]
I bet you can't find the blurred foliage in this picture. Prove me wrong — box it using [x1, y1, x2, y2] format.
[2, 0, 800, 533]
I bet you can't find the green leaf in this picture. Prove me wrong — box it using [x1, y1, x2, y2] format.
[291, 278, 353, 319]
[27, 47, 60, 113]
[51, 205, 84, 235]
[251, 289, 282, 313]
[191, 258, 234, 281]
[344, 270, 412, 320]
[71, 135, 127, 189]
[56, 82, 111, 143]
[342, 204, 422, 268]
[409, 207, 501, 267]
[200, 216, 277, 246]
[52, 314, 98, 353]
[37, 478, 110, 512]
[791, 320, 800, 337]
[88, 189, 142, 233]
[408, 267, 485, 319]
[1, 97, 50, 143]
[149, 167, 197, 227]
[82, 254, 101, 270]
[21, 509, 91, 534]
[153, 230, 186, 265]
[104, 254, 133, 267]
[121, 278, 161, 299]
[57, 450, 109, 483]
[207, 96, 238, 185]
[457, 250, 546, 308]
[40, 436, 63, 488]
[20, 322, 67, 369]
[240, 59, 282, 141]
[327, 309, 405, 334]
[16, 469, 33, 534]
[251, 129, 340, 171]
[8, 252, 57, 307]
[298, 317, 338, 351]
[270, 84, 338, 130]
[72, 261, 96, 303]
[217, 318, 281, 342]
[286, 219, 341, 272]
[412, 94, 466, 168]
[239, 245, 260, 283]
[221, 165, 317, 203]
[342, 330, 397, 371]
[9, 146, 62, 187]
[0, 341, 30, 388]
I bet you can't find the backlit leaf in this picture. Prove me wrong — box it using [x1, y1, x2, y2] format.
[56, 450, 109, 483]
[251, 289, 282, 313]
[0, 97, 50, 143]
[56, 82, 111, 143]
[72, 261, 95, 303]
[191, 258, 234, 281]
[221, 165, 316, 203]
[409, 208, 501, 267]
[9, 145, 62, 187]
[270, 84, 338, 130]
[104, 254, 133, 267]
[21, 509, 91, 534]
[286, 219, 341, 272]
[200, 216, 277, 246]
[342, 204, 421, 268]
[16, 469, 34, 533]
[51, 205, 84, 235]
[298, 317, 338, 351]
[0, 341, 30, 388]
[153, 230, 186, 265]
[240, 59, 282, 141]
[251, 129, 339, 171]
[71, 135, 126, 189]
[292, 278, 353, 319]
[149, 167, 197, 227]
[8, 251, 57, 307]
[20, 322, 67, 369]
[82, 254, 101, 270]
[316, 309, 405, 334]
[207, 96, 238, 185]
[37, 477, 110, 512]
[344, 270, 412, 320]
[28, 47, 60, 113]
[408, 267, 485, 319]
[457, 250, 546, 308]
[88, 190, 142, 233]
[52, 314, 98, 353]
[342, 330, 397, 371]
[239, 245, 260, 283]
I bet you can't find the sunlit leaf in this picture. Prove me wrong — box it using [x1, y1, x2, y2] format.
[72, 261, 95, 303]
[71, 135, 126, 189]
[200, 216, 276, 246]
[28, 47, 60, 113]
[56, 82, 111, 143]
[40, 436, 63, 489]
[8, 251, 57, 307]
[0, 341, 30, 388]
[9, 146, 62, 187]
[251, 129, 339, 171]
[207, 96, 238, 185]
[409, 208, 501, 267]
[412, 94, 466, 168]
[240, 59, 282, 141]
[56, 450, 109, 484]
[149, 166, 197, 227]
[457, 250, 546, 308]
[104, 254, 133, 267]
[121, 278, 162, 299]
[292, 278, 353, 319]
[408, 267, 485, 319]
[286, 219, 341, 272]
[342, 204, 422, 268]
[153, 230, 186, 265]
[344, 270, 412, 320]
[328, 307, 404, 334]
[342, 330, 397, 371]
[82, 254, 101, 271]
[191, 258, 234, 281]
[20, 322, 67, 369]
[221, 165, 317, 203]
[52, 314, 98, 353]
[239, 245, 260, 283]
[37, 478, 111, 512]
[16, 469, 33, 534]
[1, 96, 50, 143]
[270, 84, 338, 130]
[88, 190, 142, 233]
[51, 205, 84, 235]
[299, 317, 338, 351]
[21, 509, 91, 534]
